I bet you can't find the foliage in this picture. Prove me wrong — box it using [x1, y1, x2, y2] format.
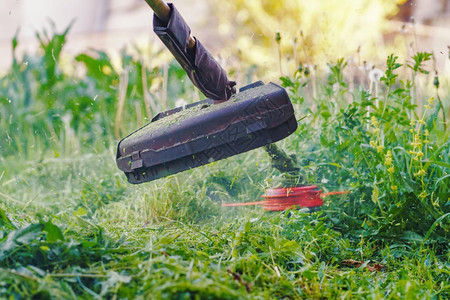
[0, 27, 449, 298]
[281, 54, 449, 241]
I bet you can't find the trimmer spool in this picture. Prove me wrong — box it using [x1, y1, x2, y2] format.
[262, 185, 324, 211]
[221, 185, 349, 212]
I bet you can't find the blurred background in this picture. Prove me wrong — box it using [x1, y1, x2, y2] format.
[1, 0, 449, 74]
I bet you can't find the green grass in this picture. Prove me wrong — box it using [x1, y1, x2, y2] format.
[0, 27, 449, 299]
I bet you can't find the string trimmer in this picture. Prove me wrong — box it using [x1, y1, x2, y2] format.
[116, 0, 299, 184]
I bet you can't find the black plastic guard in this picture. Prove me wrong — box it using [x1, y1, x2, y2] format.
[116, 82, 298, 184]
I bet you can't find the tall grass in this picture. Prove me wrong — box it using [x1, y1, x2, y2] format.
[0, 26, 448, 298]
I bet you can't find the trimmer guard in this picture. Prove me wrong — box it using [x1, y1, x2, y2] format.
[116, 81, 297, 184]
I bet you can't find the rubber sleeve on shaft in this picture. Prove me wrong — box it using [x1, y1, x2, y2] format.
[153, 3, 235, 100]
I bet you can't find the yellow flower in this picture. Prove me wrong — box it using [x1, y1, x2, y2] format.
[369, 140, 377, 147]
[373, 128, 380, 134]
[410, 118, 415, 126]
[424, 129, 429, 136]
[417, 119, 425, 125]
[385, 150, 393, 166]
[377, 145, 384, 153]
[427, 97, 434, 105]
[418, 191, 427, 199]
[371, 116, 379, 127]
[391, 185, 398, 193]
[414, 169, 425, 177]
[102, 65, 113, 75]
[424, 105, 431, 109]
[388, 166, 394, 173]
[413, 151, 424, 161]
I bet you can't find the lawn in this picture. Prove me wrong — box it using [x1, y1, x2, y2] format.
[0, 27, 449, 299]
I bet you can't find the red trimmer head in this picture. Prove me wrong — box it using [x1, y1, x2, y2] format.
[221, 185, 350, 211]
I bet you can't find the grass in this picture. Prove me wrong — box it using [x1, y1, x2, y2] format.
[0, 27, 449, 299]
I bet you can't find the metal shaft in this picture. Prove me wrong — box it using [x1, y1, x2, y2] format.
[144, 0, 196, 49]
